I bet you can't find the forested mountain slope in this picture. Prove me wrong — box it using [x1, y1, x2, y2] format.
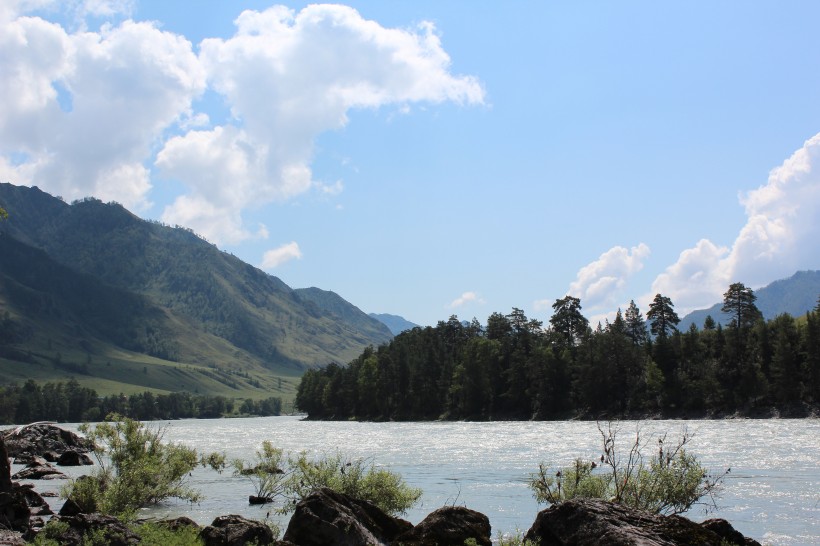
[0, 183, 392, 394]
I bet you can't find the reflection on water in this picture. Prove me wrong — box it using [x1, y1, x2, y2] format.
[28, 417, 819, 545]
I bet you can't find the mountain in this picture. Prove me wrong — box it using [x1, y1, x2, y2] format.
[679, 270, 820, 330]
[0, 183, 392, 395]
[368, 313, 419, 335]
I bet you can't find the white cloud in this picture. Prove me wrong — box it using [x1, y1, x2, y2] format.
[649, 132, 820, 314]
[158, 4, 484, 244]
[568, 243, 651, 309]
[0, 13, 205, 211]
[448, 291, 484, 309]
[261, 241, 303, 269]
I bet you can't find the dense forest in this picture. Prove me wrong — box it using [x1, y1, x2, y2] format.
[296, 284, 820, 420]
[0, 378, 282, 424]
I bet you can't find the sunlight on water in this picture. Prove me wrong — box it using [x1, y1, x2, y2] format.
[37, 417, 820, 545]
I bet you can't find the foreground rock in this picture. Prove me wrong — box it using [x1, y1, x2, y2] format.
[1, 424, 92, 459]
[48, 513, 140, 546]
[199, 514, 276, 546]
[394, 506, 491, 546]
[283, 487, 413, 546]
[0, 437, 31, 537]
[524, 499, 761, 546]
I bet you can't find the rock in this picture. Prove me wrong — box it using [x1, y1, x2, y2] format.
[249, 495, 273, 504]
[199, 514, 275, 546]
[49, 513, 141, 546]
[56, 450, 94, 466]
[2, 424, 92, 459]
[701, 518, 761, 546]
[523, 499, 761, 546]
[0, 530, 25, 545]
[17, 484, 52, 516]
[10, 461, 67, 480]
[282, 487, 413, 546]
[155, 516, 201, 533]
[394, 506, 492, 546]
[0, 437, 30, 534]
[59, 498, 84, 517]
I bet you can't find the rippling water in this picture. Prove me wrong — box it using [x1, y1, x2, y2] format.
[31, 417, 820, 545]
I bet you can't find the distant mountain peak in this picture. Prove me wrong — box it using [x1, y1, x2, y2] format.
[680, 270, 820, 329]
[368, 313, 419, 335]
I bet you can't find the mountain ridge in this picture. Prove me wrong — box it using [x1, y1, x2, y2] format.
[0, 182, 392, 395]
[679, 270, 820, 329]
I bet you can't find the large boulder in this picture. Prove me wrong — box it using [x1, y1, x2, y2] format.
[394, 506, 492, 546]
[48, 513, 140, 546]
[199, 514, 275, 546]
[523, 499, 761, 546]
[2, 424, 92, 459]
[282, 487, 413, 546]
[0, 438, 30, 535]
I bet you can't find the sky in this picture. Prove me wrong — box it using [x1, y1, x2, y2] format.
[2, 1, 820, 327]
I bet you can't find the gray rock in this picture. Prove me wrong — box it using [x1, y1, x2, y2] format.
[282, 487, 413, 546]
[56, 450, 94, 466]
[523, 499, 761, 546]
[199, 514, 275, 546]
[394, 506, 492, 546]
[48, 513, 140, 546]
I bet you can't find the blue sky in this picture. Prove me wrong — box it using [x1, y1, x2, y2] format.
[2, 1, 819, 327]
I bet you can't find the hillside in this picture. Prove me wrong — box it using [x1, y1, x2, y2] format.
[369, 313, 419, 335]
[680, 270, 820, 329]
[0, 183, 392, 397]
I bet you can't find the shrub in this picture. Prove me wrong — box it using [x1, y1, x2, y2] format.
[285, 450, 422, 516]
[231, 440, 288, 501]
[529, 421, 728, 515]
[63, 414, 223, 518]
[232, 444, 423, 517]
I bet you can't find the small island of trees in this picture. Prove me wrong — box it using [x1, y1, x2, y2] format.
[296, 283, 820, 420]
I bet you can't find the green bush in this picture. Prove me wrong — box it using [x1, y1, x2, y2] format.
[529, 422, 727, 515]
[63, 414, 222, 518]
[285, 450, 422, 516]
[231, 444, 422, 517]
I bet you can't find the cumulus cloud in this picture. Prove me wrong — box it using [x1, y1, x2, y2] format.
[448, 291, 484, 309]
[1, 3, 483, 244]
[649, 133, 820, 313]
[568, 243, 650, 309]
[261, 241, 303, 269]
[0, 10, 205, 211]
[158, 4, 484, 243]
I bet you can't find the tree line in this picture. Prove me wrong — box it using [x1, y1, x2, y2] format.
[296, 283, 820, 420]
[0, 378, 282, 424]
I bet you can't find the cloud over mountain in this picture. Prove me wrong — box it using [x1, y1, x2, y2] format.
[0, 3, 484, 245]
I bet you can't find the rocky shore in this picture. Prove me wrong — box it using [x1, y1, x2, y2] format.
[1, 424, 761, 545]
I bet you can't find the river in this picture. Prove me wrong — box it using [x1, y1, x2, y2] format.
[27, 417, 820, 545]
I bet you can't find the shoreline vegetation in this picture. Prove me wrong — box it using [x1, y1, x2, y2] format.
[2, 418, 763, 545]
[297, 287, 820, 422]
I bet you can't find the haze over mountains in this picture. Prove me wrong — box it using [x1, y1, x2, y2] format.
[679, 270, 820, 330]
[0, 183, 391, 395]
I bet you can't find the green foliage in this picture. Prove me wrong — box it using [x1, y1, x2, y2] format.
[285, 451, 422, 516]
[132, 521, 204, 546]
[297, 282, 820, 420]
[529, 422, 728, 516]
[231, 443, 422, 517]
[64, 415, 217, 517]
[232, 441, 288, 501]
[31, 519, 70, 546]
